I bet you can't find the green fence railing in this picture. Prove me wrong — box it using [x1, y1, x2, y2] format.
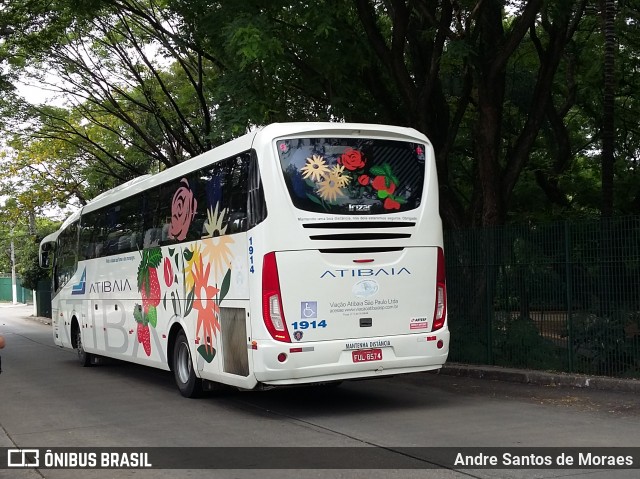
[445, 217, 640, 378]
[0, 276, 32, 303]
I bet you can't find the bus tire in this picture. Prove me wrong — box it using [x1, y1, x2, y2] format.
[75, 324, 92, 367]
[173, 330, 203, 398]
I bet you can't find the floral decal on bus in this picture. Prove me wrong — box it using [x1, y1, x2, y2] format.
[278, 139, 426, 214]
[163, 247, 184, 319]
[298, 148, 406, 211]
[155, 200, 235, 364]
[132, 171, 236, 362]
[300, 155, 331, 182]
[358, 163, 403, 211]
[339, 148, 366, 170]
[163, 257, 174, 288]
[169, 178, 197, 241]
[202, 204, 235, 278]
[192, 254, 223, 359]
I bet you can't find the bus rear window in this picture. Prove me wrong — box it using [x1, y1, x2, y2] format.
[277, 138, 425, 214]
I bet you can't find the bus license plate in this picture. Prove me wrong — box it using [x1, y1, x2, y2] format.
[352, 349, 383, 363]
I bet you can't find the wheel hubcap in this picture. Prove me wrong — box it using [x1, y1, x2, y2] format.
[176, 342, 191, 384]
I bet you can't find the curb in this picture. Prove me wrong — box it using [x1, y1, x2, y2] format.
[439, 363, 640, 393]
[28, 315, 52, 326]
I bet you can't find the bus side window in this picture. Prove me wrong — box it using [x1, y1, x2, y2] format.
[155, 180, 179, 246]
[225, 154, 250, 234]
[143, 228, 160, 248]
[55, 221, 79, 293]
[39, 242, 55, 269]
[248, 150, 267, 228]
[142, 186, 162, 248]
[191, 151, 252, 238]
[83, 211, 107, 259]
[119, 194, 143, 253]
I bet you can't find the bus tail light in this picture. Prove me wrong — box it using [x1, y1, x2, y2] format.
[432, 247, 447, 331]
[262, 252, 291, 342]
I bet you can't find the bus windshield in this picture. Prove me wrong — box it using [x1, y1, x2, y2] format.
[277, 137, 425, 214]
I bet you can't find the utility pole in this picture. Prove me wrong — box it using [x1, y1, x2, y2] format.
[30, 211, 37, 313]
[10, 233, 17, 304]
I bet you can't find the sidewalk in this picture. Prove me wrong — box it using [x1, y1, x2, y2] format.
[439, 362, 640, 393]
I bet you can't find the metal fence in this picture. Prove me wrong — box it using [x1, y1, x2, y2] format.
[0, 275, 32, 303]
[444, 217, 640, 378]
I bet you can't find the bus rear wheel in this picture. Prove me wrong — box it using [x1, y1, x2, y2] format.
[173, 331, 203, 398]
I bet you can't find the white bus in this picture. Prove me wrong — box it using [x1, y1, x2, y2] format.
[39, 122, 449, 397]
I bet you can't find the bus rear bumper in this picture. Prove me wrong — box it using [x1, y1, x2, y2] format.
[252, 330, 450, 386]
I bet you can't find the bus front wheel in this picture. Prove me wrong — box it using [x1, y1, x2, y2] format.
[173, 331, 203, 398]
[75, 325, 92, 367]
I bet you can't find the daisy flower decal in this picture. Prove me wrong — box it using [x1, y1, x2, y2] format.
[183, 243, 202, 292]
[317, 173, 345, 202]
[301, 155, 330, 182]
[330, 165, 351, 187]
[201, 204, 235, 278]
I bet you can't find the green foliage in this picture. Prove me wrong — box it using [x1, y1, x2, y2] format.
[17, 238, 49, 291]
[492, 314, 563, 370]
[572, 311, 640, 378]
[0, 203, 58, 290]
[0, 0, 639, 224]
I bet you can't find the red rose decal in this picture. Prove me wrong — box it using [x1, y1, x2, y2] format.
[163, 257, 173, 287]
[169, 178, 197, 241]
[371, 175, 396, 195]
[358, 174, 370, 186]
[383, 197, 401, 210]
[339, 148, 366, 171]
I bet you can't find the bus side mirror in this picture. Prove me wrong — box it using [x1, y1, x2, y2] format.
[39, 241, 55, 269]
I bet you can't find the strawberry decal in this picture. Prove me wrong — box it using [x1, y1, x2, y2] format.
[369, 163, 406, 210]
[134, 247, 162, 356]
[138, 248, 162, 312]
[141, 267, 161, 312]
[136, 320, 151, 356]
[134, 304, 154, 356]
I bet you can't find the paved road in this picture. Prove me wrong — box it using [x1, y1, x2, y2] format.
[1, 304, 639, 479]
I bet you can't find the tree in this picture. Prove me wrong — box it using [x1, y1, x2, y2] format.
[165, 0, 590, 228]
[0, 0, 223, 210]
[2, 0, 638, 225]
[1, 0, 223, 169]
[601, 0, 616, 218]
[0, 198, 58, 290]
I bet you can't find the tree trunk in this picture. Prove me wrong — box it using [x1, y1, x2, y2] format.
[601, 0, 616, 217]
[474, 0, 508, 227]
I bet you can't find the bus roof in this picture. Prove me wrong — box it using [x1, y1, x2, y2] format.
[255, 122, 429, 144]
[40, 230, 61, 245]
